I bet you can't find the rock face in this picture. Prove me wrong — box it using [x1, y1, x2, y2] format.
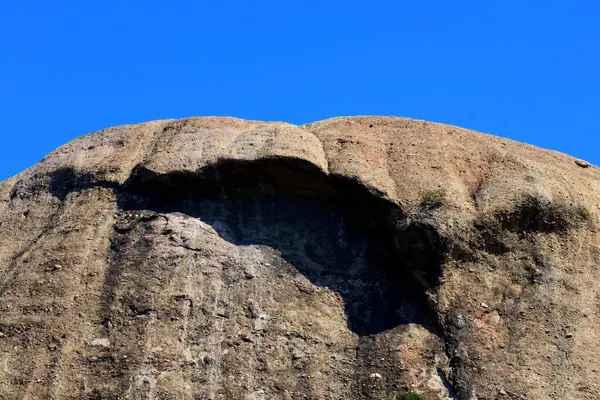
[0, 116, 599, 400]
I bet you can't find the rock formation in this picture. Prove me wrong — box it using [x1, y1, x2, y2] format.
[0, 116, 598, 399]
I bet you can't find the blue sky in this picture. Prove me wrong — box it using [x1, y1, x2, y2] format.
[1, 1, 599, 180]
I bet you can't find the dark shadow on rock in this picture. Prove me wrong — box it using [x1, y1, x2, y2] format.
[496, 195, 590, 234]
[113, 157, 447, 336]
[47, 167, 119, 201]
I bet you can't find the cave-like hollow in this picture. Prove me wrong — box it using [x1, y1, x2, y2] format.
[110, 157, 447, 336]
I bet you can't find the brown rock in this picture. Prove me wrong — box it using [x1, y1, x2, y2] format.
[575, 159, 591, 168]
[1, 116, 599, 399]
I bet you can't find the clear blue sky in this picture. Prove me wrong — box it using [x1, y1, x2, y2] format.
[1, 1, 599, 180]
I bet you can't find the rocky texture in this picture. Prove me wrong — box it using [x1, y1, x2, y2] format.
[1, 116, 599, 400]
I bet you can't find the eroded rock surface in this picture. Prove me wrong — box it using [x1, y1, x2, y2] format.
[1, 116, 599, 399]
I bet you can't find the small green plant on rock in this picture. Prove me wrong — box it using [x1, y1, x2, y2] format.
[421, 188, 446, 208]
[395, 392, 424, 400]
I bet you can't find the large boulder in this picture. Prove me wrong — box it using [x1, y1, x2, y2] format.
[1, 116, 598, 399]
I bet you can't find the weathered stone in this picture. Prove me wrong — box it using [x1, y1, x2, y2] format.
[0, 116, 598, 399]
[90, 338, 110, 348]
[575, 159, 591, 168]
